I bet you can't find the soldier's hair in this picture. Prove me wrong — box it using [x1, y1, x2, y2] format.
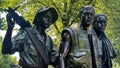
[78, 5, 95, 19]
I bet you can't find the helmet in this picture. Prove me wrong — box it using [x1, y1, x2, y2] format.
[33, 6, 58, 24]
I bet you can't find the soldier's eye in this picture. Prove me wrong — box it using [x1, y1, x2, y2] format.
[84, 12, 88, 15]
[90, 13, 94, 16]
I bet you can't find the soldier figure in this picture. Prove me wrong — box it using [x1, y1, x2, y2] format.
[91, 14, 117, 68]
[2, 6, 58, 68]
[59, 5, 98, 68]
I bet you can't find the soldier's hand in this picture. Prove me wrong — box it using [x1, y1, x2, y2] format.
[6, 14, 15, 29]
[15, 16, 27, 28]
[6, 7, 31, 28]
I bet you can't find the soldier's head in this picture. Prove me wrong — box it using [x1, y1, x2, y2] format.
[78, 5, 95, 27]
[93, 14, 107, 32]
[33, 6, 58, 28]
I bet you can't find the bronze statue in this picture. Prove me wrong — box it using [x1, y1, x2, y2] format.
[91, 14, 117, 68]
[2, 6, 58, 68]
[59, 5, 98, 68]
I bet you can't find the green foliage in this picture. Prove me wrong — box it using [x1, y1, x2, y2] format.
[0, 8, 6, 30]
[94, 0, 120, 64]
[0, 16, 6, 30]
[0, 18, 4, 30]
[0, 36, 18, 68]
[0, 0, 120, 67]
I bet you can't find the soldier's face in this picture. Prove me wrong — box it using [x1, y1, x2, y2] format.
[94, 16, 107, 31]
[42, 11, 53, 28]
[82, 9, 95, 25]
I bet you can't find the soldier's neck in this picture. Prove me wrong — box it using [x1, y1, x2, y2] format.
[93, 28, 103, 39]
[37, 26, 46, 35]
[80, 24, 89, 31]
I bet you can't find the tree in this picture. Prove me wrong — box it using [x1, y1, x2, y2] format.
[0, 4, 18, 68]
[0, 0, 120, 67]
[0, 36, 18, 68]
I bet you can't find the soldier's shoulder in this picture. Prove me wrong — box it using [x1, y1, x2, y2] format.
[64, 23, 79, 32]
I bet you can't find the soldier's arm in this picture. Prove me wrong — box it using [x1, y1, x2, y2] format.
[2, 14, 15, 54]
[59, 31, 71, 68]
[2, 29, 26, 54]
[2, 14, 26, 54]
[2, 28, 13, 54]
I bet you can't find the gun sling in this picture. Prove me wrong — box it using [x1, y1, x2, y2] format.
[25, 28, 49, 65]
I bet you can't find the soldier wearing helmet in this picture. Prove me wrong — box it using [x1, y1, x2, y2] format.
[59, 5, 98, 68]
[2, 6, 58, 68]
[33, 6, 58, 28]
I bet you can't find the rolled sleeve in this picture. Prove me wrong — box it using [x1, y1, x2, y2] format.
[11, 29, 26, 54]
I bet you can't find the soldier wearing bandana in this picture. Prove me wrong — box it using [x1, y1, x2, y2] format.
[91, 14, 117, 68]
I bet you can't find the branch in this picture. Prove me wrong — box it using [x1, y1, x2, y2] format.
[33, 0, 47, 6]
[44, 0, 50, 6]
[50, 0, 61, 33]
[85, 0, 94, 5]
[53, 24, 61, 33]
[50, 0, 61, 15]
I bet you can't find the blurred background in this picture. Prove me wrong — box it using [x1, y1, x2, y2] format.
[0, 0, 120, 68]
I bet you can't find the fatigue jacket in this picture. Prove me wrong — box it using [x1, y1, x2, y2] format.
[11, 26, 58, 67]
[91, 28, 117, 68]
[62, 25, 98, 68]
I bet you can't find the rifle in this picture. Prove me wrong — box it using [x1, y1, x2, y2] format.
[88, 34, 97, 68]
[5, 4, 31, 28]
